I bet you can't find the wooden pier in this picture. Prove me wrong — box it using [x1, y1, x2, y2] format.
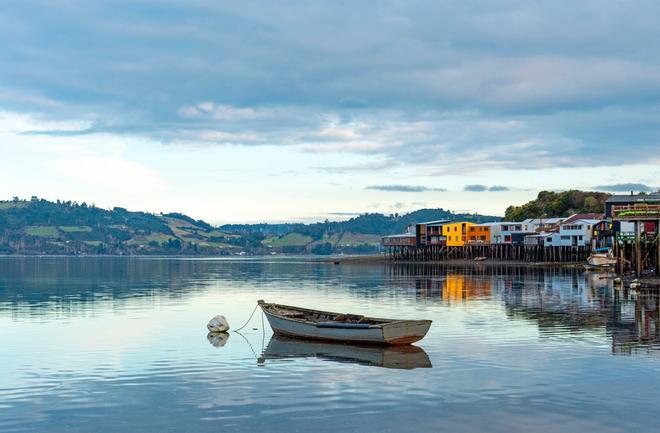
[611, 203, 660, 277]
[384, 244, 591, 263]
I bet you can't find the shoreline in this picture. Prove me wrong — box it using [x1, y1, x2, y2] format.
[326, 254, 584, 268]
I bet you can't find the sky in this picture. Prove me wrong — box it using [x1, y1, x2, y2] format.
[1, 1, 659, 224]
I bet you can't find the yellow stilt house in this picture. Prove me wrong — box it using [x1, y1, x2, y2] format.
[441, 222, 475, 246]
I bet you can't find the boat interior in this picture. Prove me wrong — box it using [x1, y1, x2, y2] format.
[260, 302, 392, 325]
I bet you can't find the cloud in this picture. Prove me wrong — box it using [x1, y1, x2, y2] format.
[464, 184, 511, 192]
[593, 183, 656, 192]
[0, 0, 659, 179]
[326, 212, 363, 216]
[366, 185, 447, 192]
[464, 184, 488, 192]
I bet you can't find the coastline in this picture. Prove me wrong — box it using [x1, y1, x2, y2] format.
[325, 254, 585, 268]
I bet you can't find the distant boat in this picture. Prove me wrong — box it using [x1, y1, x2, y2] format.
[259, 334, 432, 369]
[587, 251, 617, 268]
[258, 300, 432, 345]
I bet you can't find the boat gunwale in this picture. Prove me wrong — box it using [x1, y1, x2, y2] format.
[258, 300, 431, 329]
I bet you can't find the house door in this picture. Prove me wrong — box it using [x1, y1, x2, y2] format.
[572, 236, 578, 246]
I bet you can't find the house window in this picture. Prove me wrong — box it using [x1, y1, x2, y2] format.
[504, 235, 511, 242]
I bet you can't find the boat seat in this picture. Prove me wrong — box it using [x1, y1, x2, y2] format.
[281, 311, 306, 318]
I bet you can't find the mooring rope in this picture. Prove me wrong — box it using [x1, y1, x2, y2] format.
[233, 303, 260, 332]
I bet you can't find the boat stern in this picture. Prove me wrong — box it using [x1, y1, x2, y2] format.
[382, 320, 432, 345]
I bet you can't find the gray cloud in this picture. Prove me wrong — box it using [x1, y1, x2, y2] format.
[0, 1, 659, 174]
[326, 212, 363, 216]
[594, 183, 656, 192]
[367, 185, 447, 193]
[464, 184, 511, 192]
[464, 184, 488, 192]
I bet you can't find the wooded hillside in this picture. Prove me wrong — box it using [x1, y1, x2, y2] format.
[504, 190, 611, 221]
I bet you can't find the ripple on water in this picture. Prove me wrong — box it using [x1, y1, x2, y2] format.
[1, 258, 660, 433]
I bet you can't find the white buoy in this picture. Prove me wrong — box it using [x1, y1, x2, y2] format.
[207, 315, 230, 333]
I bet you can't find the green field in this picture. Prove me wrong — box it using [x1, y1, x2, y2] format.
[126, 232, 174, 246]
[59, 225, 93, 233]
[198, 241, 235, 249]
[24, 225, 59, 237]
[266, 233, 313, 248]
[332, 232, 381, 246]
[206, 230, 240, 239]
[83, 240, 103, 246]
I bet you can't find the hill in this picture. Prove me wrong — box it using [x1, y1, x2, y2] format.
[504, 190, 611, 221]
[0, 197, 500, 255]
[227, 209, 500, 254]
[0, 197, 244, 255]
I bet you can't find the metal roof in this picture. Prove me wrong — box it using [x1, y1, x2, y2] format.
[561, 218, 602, 225]
[562, 213, 604, 224]
[606, 194, 660, 203]
[522, 217, 564, 224]
[478, 221, 523, 226]
[418, 219, 450, 226]
[382, 233, 416, 238]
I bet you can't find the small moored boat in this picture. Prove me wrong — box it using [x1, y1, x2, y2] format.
[587, 249, 617, 268]
[258, 300, 431, 345]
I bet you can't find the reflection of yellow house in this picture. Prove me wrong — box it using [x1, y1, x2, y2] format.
[442, 274, 492, 303]
[442, 222, 475, 246]
[443, 274, 466, 302]
[467, 225, 491, 244]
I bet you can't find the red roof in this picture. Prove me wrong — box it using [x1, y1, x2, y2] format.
[562, 213, 604, 224]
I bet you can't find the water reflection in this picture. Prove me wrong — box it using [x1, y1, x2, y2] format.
[2, 257, 660, 433]
[609, 290, 660, 355]
[207, 332, 230, 347]
[385, 263, 660, 356]
[259, 335, 432, 369]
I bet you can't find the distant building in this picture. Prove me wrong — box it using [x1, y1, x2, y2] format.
[554, 218, 601, 247]
[478, 222, 533, 244]
[381, 232, 416, 247]
[467, 225, 491, 244]
[415, 220, 450, 246]
[562, 213, 604, 224]
[524, 232, 554, 246]
[522, 217, 565, 232]
[605, 194, 660, 218]
[442, 222, 475, 247]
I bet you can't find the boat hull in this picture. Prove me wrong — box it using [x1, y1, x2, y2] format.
[260, 302, 431, 345]
[587, 253, 617, 267]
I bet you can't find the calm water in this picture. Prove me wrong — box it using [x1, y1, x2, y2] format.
[1, 257, 659, 433]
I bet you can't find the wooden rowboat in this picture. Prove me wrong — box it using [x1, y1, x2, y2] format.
[258, 300, 432, 345]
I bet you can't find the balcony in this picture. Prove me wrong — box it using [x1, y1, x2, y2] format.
[612, 204, 660, 221]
